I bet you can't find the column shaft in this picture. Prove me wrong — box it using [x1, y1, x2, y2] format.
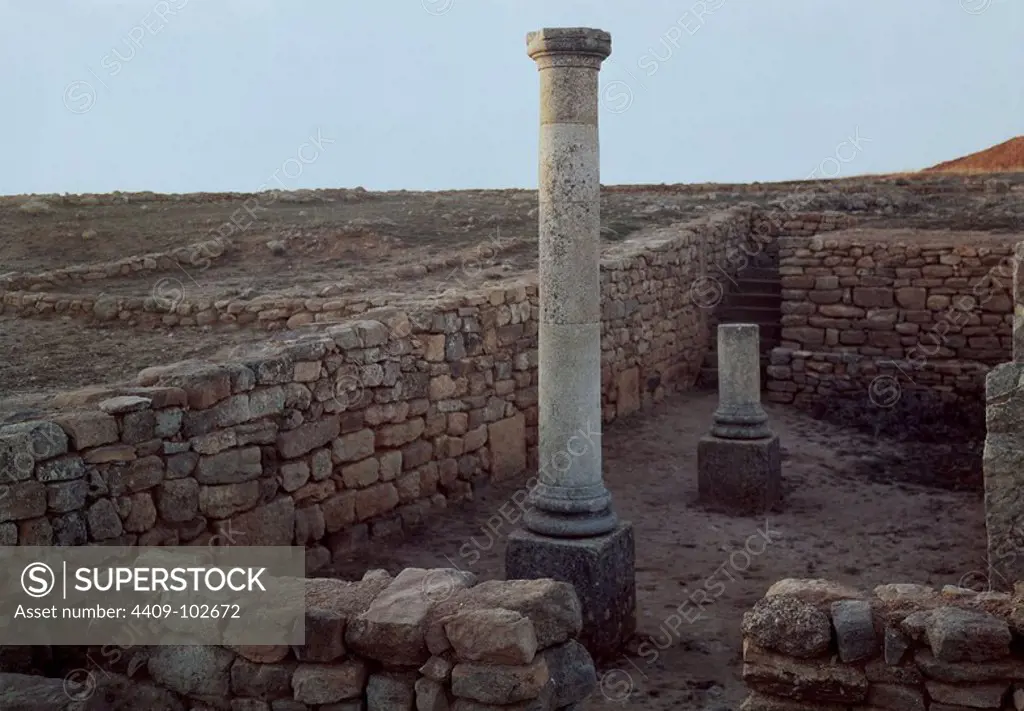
[711, 323, 770, 439]
[524, 28, 615, 538]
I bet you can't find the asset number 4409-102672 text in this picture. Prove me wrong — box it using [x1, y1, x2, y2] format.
[131, 604, 241, 619]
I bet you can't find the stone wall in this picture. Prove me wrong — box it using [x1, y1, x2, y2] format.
[0, 238, 229, 293]
[0, 208, 853, 334]
[0, 569, 596, 710]
[741, 577, 1024, 711]
[767, 229, 1019, 409]
[0, 209, 781, 555]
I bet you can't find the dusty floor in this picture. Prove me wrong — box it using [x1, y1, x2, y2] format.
[327, 390, 986, 711]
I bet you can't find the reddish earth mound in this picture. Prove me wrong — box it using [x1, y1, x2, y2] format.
[924, 136, 1024, 173]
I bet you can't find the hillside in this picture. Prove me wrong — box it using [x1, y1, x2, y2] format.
[924, 136, 1024, 173]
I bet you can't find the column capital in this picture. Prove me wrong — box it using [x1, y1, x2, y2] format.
[526, 27, 611, 62]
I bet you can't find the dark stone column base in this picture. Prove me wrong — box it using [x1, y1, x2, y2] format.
[505, 522, 636, 663]
[697, 433, 782, 515]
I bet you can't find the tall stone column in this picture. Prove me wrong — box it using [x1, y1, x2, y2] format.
[1013, 242, 1024, 362]
[505, 27, 635, 663]
[985, 241, 1024, 590]
[697, 324, 782, 514]
[984, 361, 1024, 590]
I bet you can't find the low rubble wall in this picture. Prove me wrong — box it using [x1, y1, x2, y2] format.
[741, 577, 1024, 710]
[0, 568, 596, 711]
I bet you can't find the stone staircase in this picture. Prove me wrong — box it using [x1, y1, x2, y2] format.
[699, 266, 782, 389]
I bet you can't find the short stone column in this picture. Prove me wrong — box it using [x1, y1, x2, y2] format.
[984, 361, 1024, 590]
[505, 27, 636, 663]
[698, 324, 782, 514]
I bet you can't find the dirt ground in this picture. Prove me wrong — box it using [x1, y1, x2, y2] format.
[324, 389, 986, 711]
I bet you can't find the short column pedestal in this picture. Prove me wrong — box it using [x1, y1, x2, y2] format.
[505, 523, 636, 663]
[698, 323, 783, 515]
[697, 434, 781, 514]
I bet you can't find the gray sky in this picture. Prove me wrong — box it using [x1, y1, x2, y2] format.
[2, 0, 1020, 195]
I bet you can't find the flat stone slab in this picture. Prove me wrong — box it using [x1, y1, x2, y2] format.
[697, 433, 782, 516]
[505, 522, 635, 663]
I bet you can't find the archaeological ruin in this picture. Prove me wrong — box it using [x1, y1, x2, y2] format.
[1, 22, 1024, 711]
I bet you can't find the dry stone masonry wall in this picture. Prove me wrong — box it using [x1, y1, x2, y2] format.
[0, 238, 229, 292]
[767, 230, 1019, 409]
[0, 209, 783, 554]
[741, 577, 1024, 711]
[0, 569, 597, 710]
[0, 208, 848, 333]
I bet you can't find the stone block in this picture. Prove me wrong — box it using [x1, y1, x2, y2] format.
[123, 491, 157, 532]
[46, 480, 88, 513]
[345, 567, 477, 666]
[925, 607, 1010, 662]
[2, 420, 68, 459]
[504, 523, 634, 663]
[414, 677, 447, 711]
[488, 413, 526, 482]
[18, 517, 52, 545]
[925, 680, 1008, 708]
[366, 671, 416, 710]
[120, 410, 156, 444]
[294, 505, 325, 545]
[196, 447, 263, 485]
[342, 458, 380, 489]
[419, 656, 453, 683]
[615, 367, 641, 418]
[199, 481, 261, 519]
[830, 599, 876, 663]
[158, 479, 200, 522]
[54, 415, 117, 454]
[697, 434, 782, 516]
[86, 498, 123, 540]
[867, 683, 925, 711]
[0, 481, 46, 523]
[230, 658, 294, 699]
[53, 511, 87, 545]
[280, 461, 310, 492]
[291, 661, 368, 705]
[742, 595, 831, 658]
[0, 433, 34, 481]
[354, 483, 399, 522]
[450, 657, 549, 705]
[333, 429, 376, 463]
[214, 497, 295, 546]
[36, 455, 86, 483]
[98, 395, 152, 414]
[322, 491, 356, 532]
[148, 645, 233, 699]
[535, 642, 594, 708]
[741, 640, 868, 704]
[376, 419, 425, 448]
[444, 608, 537, 665]
[110, 456, 164, 494]
[277, 416, 340, 459]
